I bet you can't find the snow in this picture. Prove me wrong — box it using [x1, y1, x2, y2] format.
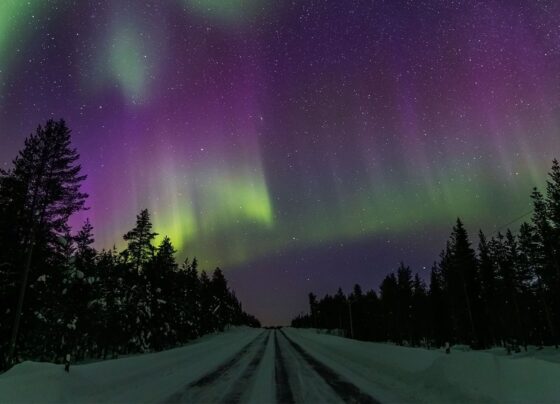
[0, 327, 262, 403]
[283, 328, 560, 403]
[243, 329, 275, 403]
[276, 330, 341, 402]
[1, 327, 558, 403]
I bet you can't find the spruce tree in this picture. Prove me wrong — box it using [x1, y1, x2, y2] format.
[380, 273, 398, 342]
[518, 222, 549, 346]
[411, 273, 428, 346]
[199, 270, 214, 334]
[546, 159, 560, 232]
[147, 236, 177, 350]
[180, 258, 201, 340]
[478, 230, 498, 347]
[333, 287, 348, 332]
[545, 159, 560, 342]
[123, 209, 158, 273]
[210, 268, 229, 331]
[531, 188, 558, 346]
[448, 219, 480, 346]
[73, 220, 100, 359]
[396, 263, 413, 344]
[428, 262, 447, 347]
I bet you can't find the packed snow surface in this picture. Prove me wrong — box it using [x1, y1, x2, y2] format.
[0, 327, 558, 403]
[284, 328, 560, 403]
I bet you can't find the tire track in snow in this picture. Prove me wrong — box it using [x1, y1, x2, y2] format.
[274, 330, 295, 404]
[280, 330, 379, 404]
[162, 331, 266, 403]
[222, 330, 271, 403]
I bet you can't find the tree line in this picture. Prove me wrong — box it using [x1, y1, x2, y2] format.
[293, 159, 560, 351]
[0, 119, 259, 370]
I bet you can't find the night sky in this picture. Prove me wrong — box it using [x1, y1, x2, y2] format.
[1, 1, 560, 324]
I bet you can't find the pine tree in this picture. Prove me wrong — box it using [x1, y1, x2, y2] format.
[545, 159, 560, 344]
[2, 119, 88, 366]
[180, 258, 201, 340]
[496, 230, 524, 348]
[531, 188, 558, 346]
[308, 292, 318, 328]
[210, 268, 230, 332]
[72, 220, 100, 359]
[199, 270, 214, 334]
[518, 222, 549, 346]
[411, 273, 428, 346]
[146, 236, 177, 350]
[448, 219, 480, 346]
[380, 273, 398, 342]
[123, 209, 158, 273]
[333, 287, 348, 332]
[477, 230, 498, 347]
[396, 263, 413, 344]
[546, 159, 560, 232]
[428, 262, 448, 347]
[348, 284, 364, 339]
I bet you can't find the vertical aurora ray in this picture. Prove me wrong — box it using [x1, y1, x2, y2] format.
[197, 161, 273, 231]
[108, 25, 151, 103]
[0, 1, 48, 84]
[87, 7, 163, 105]
[148, 157, 198, 252]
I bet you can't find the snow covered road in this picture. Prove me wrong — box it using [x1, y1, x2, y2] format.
[2, 327, 559, 403]
[0, 328, 380, 403]
[160, 329, 378, 403]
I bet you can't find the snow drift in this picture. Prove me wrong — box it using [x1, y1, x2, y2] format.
[284, 328, 560, 403]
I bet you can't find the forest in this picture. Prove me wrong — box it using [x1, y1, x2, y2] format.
[0, 120, 259, 371]
[293, 159, 560, 351]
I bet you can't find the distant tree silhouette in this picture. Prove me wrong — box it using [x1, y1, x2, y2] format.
[123, 209, 158, 273]
[411, 273, 428, 346]
[292, 159, 560, 351]
[428, 262, 448, 347]
[379, 273, 398, 342]
[477, 230, 497, 347]
[396, 263, 413, 344]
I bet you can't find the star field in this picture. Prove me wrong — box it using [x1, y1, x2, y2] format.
[1, 1, 560, 324]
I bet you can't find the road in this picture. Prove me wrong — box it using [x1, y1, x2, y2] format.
[161, 329, 379, 404]
[0, 327, 392, 403]
[2, 326, 556, 403]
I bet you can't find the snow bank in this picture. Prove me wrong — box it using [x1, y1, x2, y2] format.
[284, 328, 560, 403]
[0, 327, 262, 403]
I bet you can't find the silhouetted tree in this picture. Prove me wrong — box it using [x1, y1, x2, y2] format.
[477, 230, 498, 348]
[411, 273, 428, 346]
[123, 209, 157, 273]
[0, 119, 88, 365]
[428, 262, 448, 347]
[293, 161, 560, 351]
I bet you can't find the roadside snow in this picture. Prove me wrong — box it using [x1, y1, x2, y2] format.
[0, 327, 262, 403]
[284, 328, 560, 403]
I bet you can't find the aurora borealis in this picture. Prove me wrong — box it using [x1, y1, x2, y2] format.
[1, 1, 560, 324]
